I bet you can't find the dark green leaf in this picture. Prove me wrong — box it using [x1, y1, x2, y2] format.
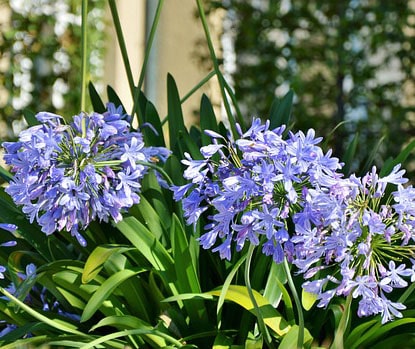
[269, 90, 294, 129]
[200, 94, 219, 146]
[22, 109, 39, 127]
[88, 82, 106, 113]
[107, 85, 126, 113]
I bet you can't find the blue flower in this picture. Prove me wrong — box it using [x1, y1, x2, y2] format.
[3, 103, 170, 245]
[171, 118, 342, 261]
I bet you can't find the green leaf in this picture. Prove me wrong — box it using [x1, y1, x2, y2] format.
[200, 94, 219, 146]
[91, 315, 167, 347]
[344, 319, 378, 349]
[170, 214, 209, 330]
[0, 166, 13, 182]
[107, 85, 126, 113]
[167, 73, 186, 150]
[213, 333, 233, 348]
[171, 215, 201, 294]
[143, 99, 165, 147]
[0, 287, 88, 337]
[278, 325, 313, 349]
[207, 285, 291, 336]
[342, 132, 359, 175]
[380, 139, 415, 176]
[79, 328, 184, 349]
[88, 82, 106, 113]
[81, 267, 147, 322]
[269, 90, 294, 129]
[22, 109, 39, 127]
[350, 317, 415, 349]
[115, 216, 174, 272]
[82, 245, 133, 284]
[301, 289, 317, 311]
[362, 135, 385, 174]
[263, 262, 286, 308]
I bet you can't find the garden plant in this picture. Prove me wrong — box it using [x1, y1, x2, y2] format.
[1, 1, 415, 348]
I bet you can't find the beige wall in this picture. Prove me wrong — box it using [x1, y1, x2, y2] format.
[104, 0, 219, 127]
[103, 1, 146, 114]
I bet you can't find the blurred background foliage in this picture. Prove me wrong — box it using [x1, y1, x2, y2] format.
[206, 0, 415, 175]
[0, 0, 106, 140]
[1, 0, 415, 176]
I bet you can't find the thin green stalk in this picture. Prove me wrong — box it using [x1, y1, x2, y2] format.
[283, 258, 304, 349]
[181, 70, 216, 104]
[245, 244, 274, 348]
[331, 293, 353, 349]
[94, 159, 173, 186]
[80, 0, 88, 137]
[131, 0, 165, 124]
[195, 0, 238, 139]
[108, 0, 135, 98]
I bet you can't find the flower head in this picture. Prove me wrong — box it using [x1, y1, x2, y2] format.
[171, 118, 342, 260]
[294, 165, 415, 322]
[3, 103, 169, 245]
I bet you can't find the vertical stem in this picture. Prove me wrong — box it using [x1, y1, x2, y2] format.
[80, 0, 88, 137]
[283, 258, 304, 349]
[331, 293, 352, 349]
[245, 244, 274, 348]
[195, 0, 238, 139]
[108, 0, 135, 99]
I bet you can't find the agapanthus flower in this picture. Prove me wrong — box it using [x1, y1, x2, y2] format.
[295, 164, 415, 323]
[3, 103, 169, 246]
[171, 119, 342, 261]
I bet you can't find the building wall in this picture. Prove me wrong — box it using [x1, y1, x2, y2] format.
[104, 0, 220, 128]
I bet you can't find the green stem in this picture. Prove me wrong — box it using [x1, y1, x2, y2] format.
[331, 293, 353, 349]
[245, 244, 274, 348]
[181, 70, 216, 104]
[80, 0, 88, 136]
[283, 258, 304, 349]
[131, 0, 165, 124]
[195, 0, 238, 139]
[94, 159, 173, 186]
[108, 0, 135, 98]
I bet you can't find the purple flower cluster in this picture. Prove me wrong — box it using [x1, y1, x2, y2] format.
[172, 118, 415, 322]
[171, 119, 342, 261]
[297, 165, 415, 323]
[3, 103, 169, 246]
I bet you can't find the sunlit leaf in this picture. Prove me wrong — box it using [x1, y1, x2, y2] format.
[82, 245, 133, 284]
[207, 285, 291, 336]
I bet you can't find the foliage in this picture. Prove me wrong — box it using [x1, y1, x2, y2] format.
[207, 0, 415, 175]
[0, 1, 415, 349]
[0, 0, 106, 139]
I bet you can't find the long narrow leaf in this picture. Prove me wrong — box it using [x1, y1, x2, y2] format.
[82, 245, 133, 284]
[269, 90, 294, 129]
[81, 267, 147, 322]
[0, 287, 88, 337]
[208, 285, 291, 337]
[91, 315, 167, 347]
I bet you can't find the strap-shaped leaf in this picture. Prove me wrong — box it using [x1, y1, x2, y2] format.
[88, 82, 106, 113]
[82, 245, 133, 284]
[269, 90, 294, 129]
[81, 267, 147, 322]
[22, 109, 39, 127]
[167, 73, 186, 150]
[207, 285, 291, 337]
